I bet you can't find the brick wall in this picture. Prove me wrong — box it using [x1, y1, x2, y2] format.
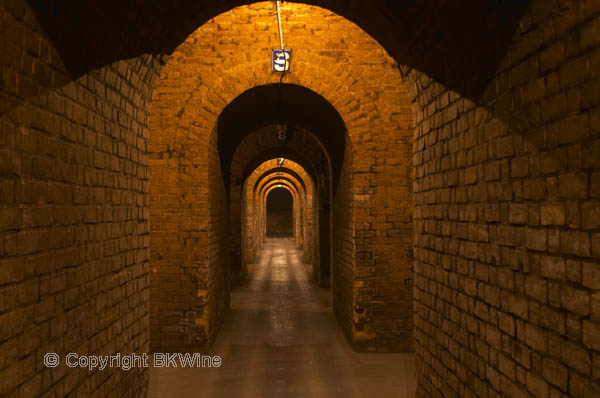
[349, 69, 414, 352]
[333, 135, 355, 347]
[0, 1, 158, 395]
[149, 91, 211, 351]
[411, 1, 600, 396]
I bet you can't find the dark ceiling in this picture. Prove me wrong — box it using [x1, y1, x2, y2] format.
[25, 0, 530, 100]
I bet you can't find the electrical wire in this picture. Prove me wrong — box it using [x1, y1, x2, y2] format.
[274, 0, 288, 142]
[276, 1, 285, 50]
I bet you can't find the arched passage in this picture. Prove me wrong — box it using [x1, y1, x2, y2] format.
[244, 159, 315, 276]
[227, 118, 330, 286]
[150, 2, 418, 357]
[5, 1, 596, 398]
[257, 177, 305, 254]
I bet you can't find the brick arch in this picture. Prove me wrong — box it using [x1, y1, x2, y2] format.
[261, 181, 302, 238]
[219, 85, 340, 188]
[229, 124, 327, 188]
[258, 178, 302, 199]
[150, 3, 412, 150]
[255, 167, 307, 193]
[249, 160, 313, 196]
[248, 162, 334, 282]
[257, 177, 305, 244]
[258, 179, 303, 221]
[263, 183, 299, 206]
[228, 124, 326, 275]
[263, 183, 298, 198]
[252, 167, 311, 252]
[248, 161, 313, 205]
[262, 183, 301, 238]
[244, 159, 316, 271]
[261, 182, 301, 212]
[241, 148, 319, 185]
[149, 2, 414, 353]
[252, 174, 310, 270]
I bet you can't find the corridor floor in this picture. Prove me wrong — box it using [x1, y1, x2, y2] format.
[149, 238, 416, 397]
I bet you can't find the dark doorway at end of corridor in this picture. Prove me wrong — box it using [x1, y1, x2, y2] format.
[267, 187, 294, 237]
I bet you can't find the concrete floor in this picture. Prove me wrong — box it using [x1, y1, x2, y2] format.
[149, 238, 416, 397]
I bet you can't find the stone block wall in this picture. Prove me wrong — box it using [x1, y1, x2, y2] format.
[333, 135, 355, 346]
[410, 1, 600, 396]
[0, 1, 158, 395]
[349, 74, 414, 352]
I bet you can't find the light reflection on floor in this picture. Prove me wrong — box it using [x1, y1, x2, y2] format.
[149, 237, 416, 398]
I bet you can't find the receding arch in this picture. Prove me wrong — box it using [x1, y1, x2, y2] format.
[242, 148, 319, 189]
[254, 168, 307, 193]
[219, 84, 343, 189]
[265, 186, 295, 237]
[258, 177, 302, 198]
[148, 1, 413, 357]
[227, 126, 326, 284]
[243, 160, 317, 277]
[243, 159, 318, 267]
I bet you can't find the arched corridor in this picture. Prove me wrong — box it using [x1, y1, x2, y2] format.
[1, 0, 600, 397]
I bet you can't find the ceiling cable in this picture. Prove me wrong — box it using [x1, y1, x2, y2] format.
[276, 1, 285, 50]
[275, 1, 287, 143]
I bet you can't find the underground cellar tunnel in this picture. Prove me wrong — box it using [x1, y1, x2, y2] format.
[1, 0, 600, 397]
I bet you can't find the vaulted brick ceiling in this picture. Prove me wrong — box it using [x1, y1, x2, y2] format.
[25, 0, 529, 99]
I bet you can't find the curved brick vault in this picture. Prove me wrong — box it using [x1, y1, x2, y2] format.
[2, 0, 600, 397]
[149, 2, 414, 357]
[229, 125, 327, 190]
